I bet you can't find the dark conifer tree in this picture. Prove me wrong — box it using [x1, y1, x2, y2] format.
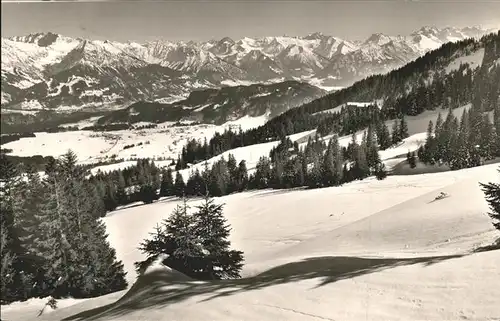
[160, 168, 174, 197]
[0, 154, 23, 302]
[139, 184, 158, 204]
[366, 126, 381, 169]
[236, 160, 249, 192]
[399, 115, 409, 140]
[435, 112, 444, 137]
[103, 180, 118, 212]
[136, 196, 244, 280]
[322, 140, 336, 186]
[135, 201, 202, 276]
[253, 156, 271, 189]
[208, 158, 230, 197]
[391, 120, 400, 145]
[375, 162, 388, 180]
[226, 154, 238, 193]
[376, 119, 391, 150]
[407, 151, 417, 169]
[192, 195, 244, 279]
[11, 165, 46, 298]
[480, 168, 500, 243]
[174, 172, 186, 197]
[0, 219, 15, 303]
[354, 132, 370, 179]
[35, 151, 128, 299]
[115, 171, 128, 206]
[421, 120, 436, 164]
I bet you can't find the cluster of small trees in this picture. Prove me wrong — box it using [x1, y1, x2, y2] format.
[173, 129, 247, 171]
[87, 159, 163, 212]
[418, 104, 500, 170]
[135, 196, 244, 280]
[0, 152, 127, 304]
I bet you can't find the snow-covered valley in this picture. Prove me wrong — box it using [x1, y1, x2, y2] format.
[1, 103, 472, 177]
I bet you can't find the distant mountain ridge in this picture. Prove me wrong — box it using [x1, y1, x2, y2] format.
[97, 80, 326, 125]
[1, 25, 496, 112]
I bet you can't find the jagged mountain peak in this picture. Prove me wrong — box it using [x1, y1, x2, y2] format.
[9, 32, 60, 46]
[364, 33, 393, 46]
[304, 31, 325, 40]
[218, 36, 235, 44]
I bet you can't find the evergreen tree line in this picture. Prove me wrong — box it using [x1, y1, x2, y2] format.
[0, 152, 127, 304]
[88, 159, 163, 212]
[90, 116, 412, 210]
[166, 127, 391, 198]
[417, 102, 500, 170]
[171, 33, 500, 170]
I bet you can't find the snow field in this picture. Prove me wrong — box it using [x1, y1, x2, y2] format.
[4, 163, 499, 321]
[2, 114, 269, 169]
[445, 48, 485, 74]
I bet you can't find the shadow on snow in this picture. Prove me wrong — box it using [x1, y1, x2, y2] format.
[60, 251, 490, 321]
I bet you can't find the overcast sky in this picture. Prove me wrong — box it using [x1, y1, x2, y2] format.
[2, 0, 500, 42]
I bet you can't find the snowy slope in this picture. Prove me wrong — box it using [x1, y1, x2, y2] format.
[3, 163, 499, 321]
[445, 48, 485, 73]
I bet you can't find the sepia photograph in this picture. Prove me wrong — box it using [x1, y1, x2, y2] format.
[1, 0, 499, 320]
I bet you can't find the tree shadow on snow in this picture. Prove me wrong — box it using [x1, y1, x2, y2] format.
[249, 187, 308, 199]
[62, 253, 468, 321]
[473, 239, 500, 253]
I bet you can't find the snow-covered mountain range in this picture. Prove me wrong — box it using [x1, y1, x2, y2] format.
[1, 26, 495, 111]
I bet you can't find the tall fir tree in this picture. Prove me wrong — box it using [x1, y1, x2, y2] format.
[174, 172, 186, 197]
[479, 168, 500, 244]
[135, 200, 201, 276]
[236, 160, 249, 192]
[322, 140, 337, 186]
[33, 151, 128, 298]
[0, 218, 15, 303]
[391, 119, 400, 145]
[115, 171, 128, 206]
[192, 195, 244, 279]
[399, 115, 409, 140]
[366, 126, 381, 169]
[376, 119, 391, 150]
[136, 196, 244, 280]
[159, 168, 174, 197]
[0, 155, 37, 301]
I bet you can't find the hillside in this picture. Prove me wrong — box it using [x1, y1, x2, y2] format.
[96, 81, 325, 125]
[168, 31, 500, 166]
[3, 163, 499, 321]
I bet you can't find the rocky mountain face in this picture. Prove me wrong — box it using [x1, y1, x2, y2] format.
[1, 26, 495, 113]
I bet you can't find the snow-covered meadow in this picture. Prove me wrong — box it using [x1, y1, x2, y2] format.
[2, 114, 269, 167]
